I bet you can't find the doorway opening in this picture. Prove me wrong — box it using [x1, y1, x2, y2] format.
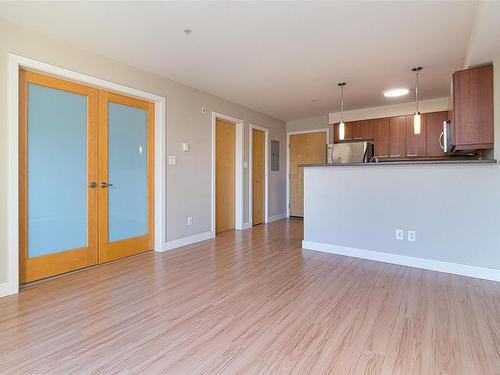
[249, 124, 269, 226]
[211, 112, 244, 234]
[4, 54, 165, 296]
[286, 129, 329, 218]
[19, 70, 155, 283]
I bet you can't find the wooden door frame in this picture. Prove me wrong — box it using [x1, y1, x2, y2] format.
[249, 124, 269, 225]
[286, 128, 330, 218]
[211, 112, 244, 233]
[4, 54, 166, 297]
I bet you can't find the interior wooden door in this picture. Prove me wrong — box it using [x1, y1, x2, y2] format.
[252, 128, 265, 225]
[216, 119, 236, 233]
[19, 70, 99, 283]
[289, 132, 327, 217]
[98, 91, 154, 263]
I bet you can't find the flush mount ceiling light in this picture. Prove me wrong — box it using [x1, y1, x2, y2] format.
[412, 66, 423, 135]
[384, 88, 410, 97]
[337, 82, 346, 141]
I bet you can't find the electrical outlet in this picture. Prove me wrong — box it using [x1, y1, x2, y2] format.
[201, 106, 206, 114]
[408, 230, 416, 242]
[187, 216, 193, 226]
[395, 229, 404, 240]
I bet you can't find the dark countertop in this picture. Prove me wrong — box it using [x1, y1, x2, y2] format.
[301, 159, 497, 167]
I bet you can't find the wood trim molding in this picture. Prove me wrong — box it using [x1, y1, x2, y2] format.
[268, 213, 287, 223]
[161, 231, 215, 252]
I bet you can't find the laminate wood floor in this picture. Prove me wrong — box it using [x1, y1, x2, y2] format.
[1, 219, 500, 374]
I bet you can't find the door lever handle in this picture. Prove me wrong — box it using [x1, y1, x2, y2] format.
[88, 182, 97, 189]
[100, 182, 114, 188]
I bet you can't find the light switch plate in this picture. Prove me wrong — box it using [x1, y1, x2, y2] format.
[408, 231, 416, 242]
[243, 161, 248, 169]
[182, 142, 190, 152]
[168, 155, 176, 165]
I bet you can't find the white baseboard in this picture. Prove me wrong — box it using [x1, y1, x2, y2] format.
[267, 213, 287, 223]
[242, 222, 252, 230]
[160, 231, 215, 252]
[0, 282, 18, 298]
[302, 240, 500, 282]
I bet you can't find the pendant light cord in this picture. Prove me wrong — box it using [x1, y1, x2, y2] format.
[415, 69, 419, 113]
[341, 85, 344, 122]
[412, 66, 422, 113]
[337, 82, 346, 122]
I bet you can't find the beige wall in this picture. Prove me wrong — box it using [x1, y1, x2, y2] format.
[0, 20, 286, 284]
[286, 115, 329, 133]
[494, 56, 500, 160]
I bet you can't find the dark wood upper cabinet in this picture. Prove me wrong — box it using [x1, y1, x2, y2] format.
[334, 121, 355, 142]
[405, 114, 427, 157]
[334, 120, 374, 143]
[452, 64, 493, 151]
[389, 116, 406, 158]
[355, 120, 374, 140]
[372, 118, 390, 158]
[426, 111, 447, 157]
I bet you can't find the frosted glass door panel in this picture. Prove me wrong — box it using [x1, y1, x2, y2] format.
[108, 102, 148, 242]
[27, 83, 87, 258]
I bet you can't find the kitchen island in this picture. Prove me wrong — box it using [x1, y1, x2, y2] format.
[301, 159, 496, 167]
[301, 160, 500, 281]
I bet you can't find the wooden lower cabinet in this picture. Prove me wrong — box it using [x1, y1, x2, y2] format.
[426, 111, 447, 157]
[372, 118, 390, 158]
[405, 114, 427, 157]
[389, 116, 406, 158]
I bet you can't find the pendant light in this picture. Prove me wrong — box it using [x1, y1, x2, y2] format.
[412, 66, 423, 135]
[337, 82, 346, 140]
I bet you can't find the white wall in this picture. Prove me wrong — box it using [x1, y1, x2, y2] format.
[0, 19, 286, 285]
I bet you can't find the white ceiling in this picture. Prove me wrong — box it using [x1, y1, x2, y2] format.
[0, 1, 488, 121]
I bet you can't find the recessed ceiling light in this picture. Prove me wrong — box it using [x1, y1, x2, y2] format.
[183, 28, 192, 35]
[384, 88, 409, 97]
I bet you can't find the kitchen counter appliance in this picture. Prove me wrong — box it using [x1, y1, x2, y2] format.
[328, 141, 374, 163]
